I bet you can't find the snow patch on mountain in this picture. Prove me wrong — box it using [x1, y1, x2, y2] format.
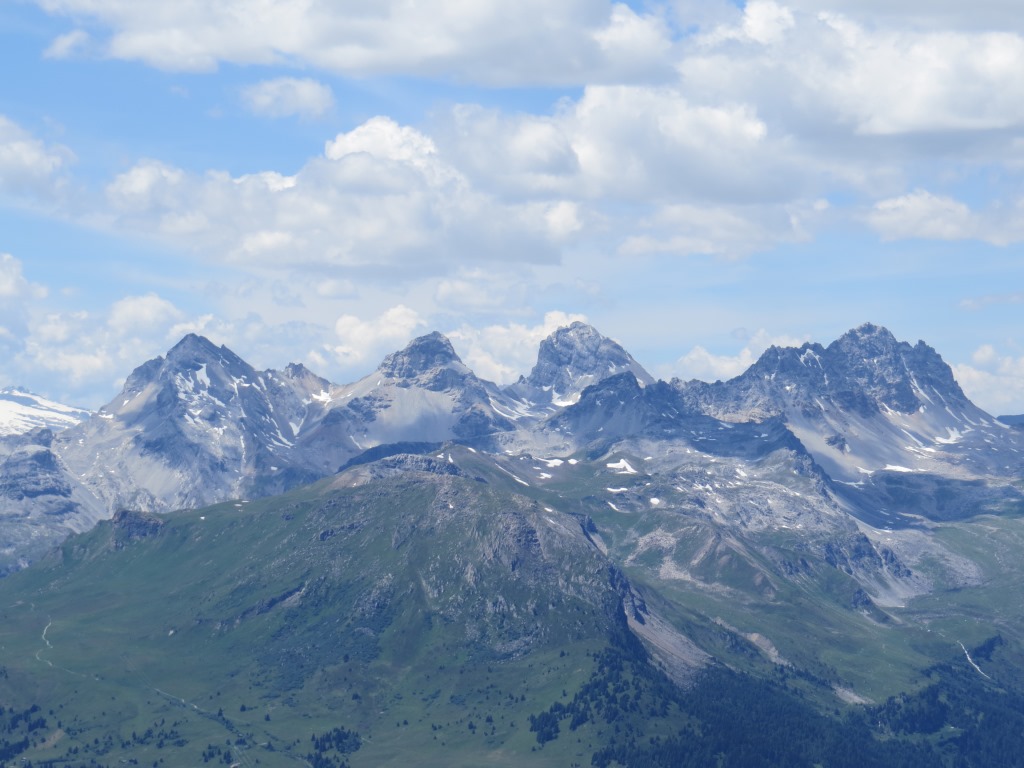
[0, 388, 91, 436]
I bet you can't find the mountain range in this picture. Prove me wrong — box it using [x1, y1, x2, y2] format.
[1, 321, 1023, 766]
[0, 322, 655, 571]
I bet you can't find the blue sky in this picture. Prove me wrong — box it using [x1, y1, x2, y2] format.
[2, 0, 1024, 414]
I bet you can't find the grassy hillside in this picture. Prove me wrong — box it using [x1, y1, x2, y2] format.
[2, 447, 1024, 766]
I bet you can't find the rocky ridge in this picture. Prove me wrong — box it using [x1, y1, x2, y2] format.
[675, 323, 1021, 486]
[0, 321, 1020, 622]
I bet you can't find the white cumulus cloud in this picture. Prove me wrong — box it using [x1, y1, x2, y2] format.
[865, 190, 1024, 245]
[783, 0, 1024, 33]
[107, 294, 184, 334]
[0, 116, 74, 203]
[0, 254, 49, 378]
[241, 77, 335, 119]
[332, 304, 426, 366]
[703, 0, 795, 45]
[31, 0, 676, 85]
[19, 294, 189, 393]
[96, 116, 563, 277]
[447, 311, 589, 384]
[620, 200, 824, 258]
[441, 85, 783, 203]
[866, 190, 978, 241]
[809, 21, 1024, 135]
[0, 254, 47, 299]
[43, 29, 91, 59]
[672, 329, 810, 383]
[953, 348, 1024, 416]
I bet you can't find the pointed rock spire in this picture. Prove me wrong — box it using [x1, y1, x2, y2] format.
[512, 321, 653, 406]
[377, 332, 466, 380]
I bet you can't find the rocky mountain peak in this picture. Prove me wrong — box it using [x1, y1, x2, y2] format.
[164, 333, 243, 370]
[167, 332, 216, 355]
[377, 332, 465, 380]
[531, 322, 639, 378]
[116, 334, 254, 413]
[283, 362, 314, 378]
[823, 324, 967, 414]
[279, 362, 332, 392]
[683, 322, 978, 425]
[746, 342, 828, 379]
[828, 323, 901, 363]
[514, 322, 653, 406]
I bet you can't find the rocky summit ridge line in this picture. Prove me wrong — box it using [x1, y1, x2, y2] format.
[0, 321, 1021, 576]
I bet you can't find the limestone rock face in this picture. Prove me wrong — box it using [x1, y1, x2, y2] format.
[506, 321, 654, 408]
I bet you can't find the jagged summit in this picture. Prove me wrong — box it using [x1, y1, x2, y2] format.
[827, 323, 910, 378]
[378, 331, 467, 380]
[279, 362, 332, 397]
[54, 334, 332, 516]
[508, 321, 653, 407]
[4, 320, 1015, 573]
[529, 322, 653, 388]
[825, 324, 967, 414]
[837, 321, 892, 342]
[283, 361, 318, 379]
[677, 323, 998, 483]
[117, 334, 249, 400]
[166, 332, 226, 360]
[115, 335, 254, 417]
[708, 323, 970, 419]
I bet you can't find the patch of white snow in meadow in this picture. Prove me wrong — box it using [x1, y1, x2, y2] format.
[607, 458, 638, 474]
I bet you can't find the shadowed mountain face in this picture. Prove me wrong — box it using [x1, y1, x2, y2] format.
[0, 428, 104, 575]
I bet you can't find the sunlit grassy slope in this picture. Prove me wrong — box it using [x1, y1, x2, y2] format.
[2, 446, 1024, 766]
